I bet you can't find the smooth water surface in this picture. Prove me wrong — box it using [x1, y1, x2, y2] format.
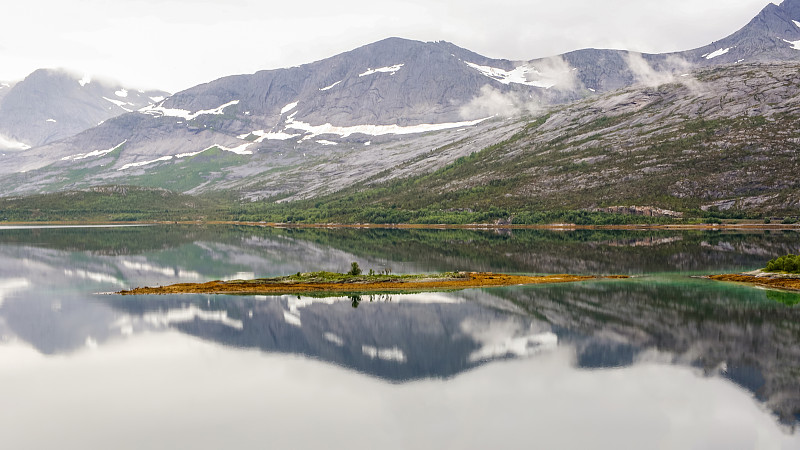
[0, 226, 798, 449]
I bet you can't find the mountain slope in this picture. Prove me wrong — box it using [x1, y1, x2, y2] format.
[235, 62, 800, 220]
[0, 69, 168, 150]
[1, 0, 800, 210]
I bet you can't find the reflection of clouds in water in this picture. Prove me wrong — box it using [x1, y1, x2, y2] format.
[0, 336, 794, 449]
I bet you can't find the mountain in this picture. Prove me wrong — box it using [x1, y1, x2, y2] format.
[1, 0, 800, 216]
[0, 69, 169, 150]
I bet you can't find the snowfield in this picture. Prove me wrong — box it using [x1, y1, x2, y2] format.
[359, 64, 404, 77]
[465, 61, 556, 88]
[705, 48, 731, 60]
[139, 100, 239, 120]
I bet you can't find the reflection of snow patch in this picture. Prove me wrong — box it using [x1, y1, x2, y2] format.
[283, 311, 302, 327]
[461, 318, 557, 363]
[0, 278, 31, 308]
[324, 333, 344, 346]
[359, 64, 404, 77]
[120, 260, 202, 280]
[143, 305, 243, 330]
[362, 345, 406, 362]
[46, 118, 57, 123]
[64, 269, 126, 286]
[79, 75, 92, 87]
[316, 140, 337, 146]
[115, 89, 128, 98]
[149, 96, 165, 103]
[85, 336, 98, 349]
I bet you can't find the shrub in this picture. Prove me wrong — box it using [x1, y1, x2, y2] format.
[765, 254, 800, 274]
[348, 262, 362, 276]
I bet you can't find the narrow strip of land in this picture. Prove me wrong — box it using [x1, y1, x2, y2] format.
[117, 272, 626, 296]
[708, 273, 800, 292]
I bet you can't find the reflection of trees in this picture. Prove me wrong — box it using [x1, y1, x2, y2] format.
[349, 295, 361, 308]
[765, 289, 800, 306]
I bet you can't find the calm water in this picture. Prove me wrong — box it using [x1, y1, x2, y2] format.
[0, 225, 798, 449]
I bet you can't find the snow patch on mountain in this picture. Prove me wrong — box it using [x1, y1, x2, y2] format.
[213, 143, 253, 155]
[705, 48, 731, 60]
[115, 89, 128, 98]
[284, 116, 489, 139]
[794, 20, 800, 28]
[139, 100, 239, 120]
[316, 140, 338, 146]
[464, 61, 555, 88]
[62, 140, 126, 161]
[78, 75, 91, 87]
[783, 38, 800, 50]
[237, 130, 300, 142]
[118, 155, 173, 171]
[281, 101, 298, 114]
[359, 64, 404, 77]
[103, 97, 133, 112]
[149, 96, 165, 103]
[46, 119, 57, 123]
[319, 80, 342, 91]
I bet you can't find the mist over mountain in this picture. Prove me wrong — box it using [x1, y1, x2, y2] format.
[0, 69, 168, 151]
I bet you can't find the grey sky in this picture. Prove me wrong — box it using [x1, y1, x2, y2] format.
[0, 0, 778, 92]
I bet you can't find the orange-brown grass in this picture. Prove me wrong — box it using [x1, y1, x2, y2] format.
[118, 272, 620, 296]
[708, 274, 800, 292]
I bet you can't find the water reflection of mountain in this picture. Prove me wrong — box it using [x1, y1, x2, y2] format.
[106, 293, 555, 382]
[1, 226, 799, 427]
[498, 280, 800, 426]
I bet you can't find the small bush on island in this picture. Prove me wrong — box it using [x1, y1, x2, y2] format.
[348, 262, 362, 276]
[765, 254, 800, 274]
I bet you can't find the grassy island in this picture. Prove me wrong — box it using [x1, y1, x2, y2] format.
[117, 269, 625, 296]
[708, 255, 800, 293]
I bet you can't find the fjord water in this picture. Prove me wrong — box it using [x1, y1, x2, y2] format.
[0, 225, 798, 449]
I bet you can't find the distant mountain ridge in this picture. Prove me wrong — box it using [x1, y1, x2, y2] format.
[1, 0, 799, 214]
[0, 69, 168, 150]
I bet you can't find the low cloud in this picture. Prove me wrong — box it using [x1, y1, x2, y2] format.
[530, 56, 582, 92]
[459, 85, 543, 119]
[624, 52, 705, 94]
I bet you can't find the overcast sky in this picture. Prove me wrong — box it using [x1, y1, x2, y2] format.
[0, 0, 778, 93]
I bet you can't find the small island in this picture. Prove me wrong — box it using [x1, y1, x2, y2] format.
[117, 264, 626, 296]
[708, 254, 800, 293]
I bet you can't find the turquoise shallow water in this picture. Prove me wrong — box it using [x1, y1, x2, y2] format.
[0, 225, 798, 449]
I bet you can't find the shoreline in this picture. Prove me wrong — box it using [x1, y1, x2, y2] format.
[1, 219, 799, 231]
[708, 272, 800, 293]
[117, 272, 625, 296]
